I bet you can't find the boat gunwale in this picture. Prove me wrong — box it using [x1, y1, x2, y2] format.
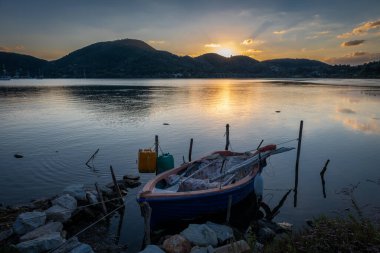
[137, 157, 260, 200]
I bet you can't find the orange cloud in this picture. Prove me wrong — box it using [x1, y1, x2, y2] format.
[338, 19, 380, 38]
[246, 49, 263, 53]
[241, 39, 253, 45]
[204, 43, 221, 48]
[148, 40, 165, 44]
[340, 40, 365, 47]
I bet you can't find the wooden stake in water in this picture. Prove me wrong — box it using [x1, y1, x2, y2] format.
[188, 138, 193, 162]
[154, 135, 159, 156]
[110, 166, 124, 205]
[320, 159, 330, 198]
[95, 182, 107, 214]
[294, 120, 303, 207]
[141, 202, 152, 246]
[225, 124, 230, 151]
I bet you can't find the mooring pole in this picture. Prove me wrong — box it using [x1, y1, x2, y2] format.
[188, 138, 193, 162]
[154, 135, 159, 157]
[320, 159, 330, 198]
[110, 166, 124, 205]
[293, 120, 303, 207]
[95, 182, 107, 214]
[225, 124, 230, 151]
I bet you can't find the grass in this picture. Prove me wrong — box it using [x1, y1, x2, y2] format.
[264, 215, 380, 253]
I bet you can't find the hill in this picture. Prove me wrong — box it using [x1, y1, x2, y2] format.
[0, 39, 379, 78]
[0, 52, 48, 78]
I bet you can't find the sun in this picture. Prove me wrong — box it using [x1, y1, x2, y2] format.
[216, 48, 234, 57]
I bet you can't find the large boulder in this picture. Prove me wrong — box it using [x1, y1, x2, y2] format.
[13, 211, 46, 235]
[205, 222, 234, 243]
[180, 224, 218, 247]
[68, 243, 94, 253]
[52, 194, 77, 211]
[86, 191, 98, 205]
[20, 222, 63, 242]
[139, 245, 165, 253]
[213, 240, 250, 253]
[162, 234, 191, 253]
[51, 237, 80, 253]
[16, 232, 64, 253]
[63, 184, 86, 201]
[190, 246, 214, 253]
[46, 205, 72, 222]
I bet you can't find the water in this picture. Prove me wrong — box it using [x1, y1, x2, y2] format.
[1, 78, 380, 251]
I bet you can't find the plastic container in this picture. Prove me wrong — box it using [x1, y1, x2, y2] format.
[156, 153, 174, 174]
[138, 149, 157, 173]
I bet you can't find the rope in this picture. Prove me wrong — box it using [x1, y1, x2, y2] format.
[0, 196, 126, 226]
[275, 138, 299, 146]
[47, 203, 126, 253]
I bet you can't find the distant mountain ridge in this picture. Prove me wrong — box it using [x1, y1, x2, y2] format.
[1, 38, 379, 78]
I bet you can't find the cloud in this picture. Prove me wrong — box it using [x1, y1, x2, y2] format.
[306, 31, 330, 39]
[325, 52, 380, 65]
[241, 39, 253, 45]
[204, 43, 221, 48]
[246, 49, 263, 53]
[353, 51, 367, 56]
[273, 30, 287, 35]
[148, 40, 165, 44]
[338, 108, 356, 114]
[338, 19, 380, 38]
[341, 40, 365, 47]
[0, 46, 10, 52]
[0, 45, 26, 52]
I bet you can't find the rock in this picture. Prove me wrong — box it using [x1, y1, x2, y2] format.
[20, 222, 63, 242]
[46, 205, 72, 222]
[98, 185, 113, 196]
[13, 211, 46, 235]
[257, 227, 276, 242]
[51, 237, 80, 253]
[252, 242, 264, 253]
[52, 194, 77, 211]
[16, 232, 64, 253]
[63, 184, 86, 201]
[162, 234, 191, 253]
[214, 240, 250, 253]
[69, 243, 94, 253]
[180, 224, 218, 247]
[205, 221, 234, 243]
[14, 153, 24, 158]
[190, 245, 214, 253]
[277, 222, 293, 232]
[86, 191, 98, 204]
[123, 174, 140, 181]
[139, 245, 166, 253]
[123, 178, 141, 188]
[0, 228, 13, 242]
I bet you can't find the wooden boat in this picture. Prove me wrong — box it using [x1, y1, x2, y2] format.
[137, 144, 293, 228]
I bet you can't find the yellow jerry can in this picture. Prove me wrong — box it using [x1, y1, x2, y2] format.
[138, 149, 157, 173]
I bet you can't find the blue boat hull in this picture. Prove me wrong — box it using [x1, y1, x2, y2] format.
[137, 175, 256, 228]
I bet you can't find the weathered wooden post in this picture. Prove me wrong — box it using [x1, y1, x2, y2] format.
[225, 124, 230, 151]
[154, 135, 159, 157]
[95, 182, 107, 214]
[141, 202, 152, 246]
[110, 166, 124, 205]
[320, 159, 330, 198]
[188, 138, 193, 162]
[294, 120, 303, 207]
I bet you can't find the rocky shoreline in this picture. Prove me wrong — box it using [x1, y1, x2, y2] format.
[0, 175, 140, 253]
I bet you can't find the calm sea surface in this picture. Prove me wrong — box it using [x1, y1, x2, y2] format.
[1, 78, 380, 251]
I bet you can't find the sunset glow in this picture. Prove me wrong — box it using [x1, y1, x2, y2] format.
[0, 0, 379, 64]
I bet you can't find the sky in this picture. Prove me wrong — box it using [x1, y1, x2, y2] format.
[0, 0, 380, 65]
